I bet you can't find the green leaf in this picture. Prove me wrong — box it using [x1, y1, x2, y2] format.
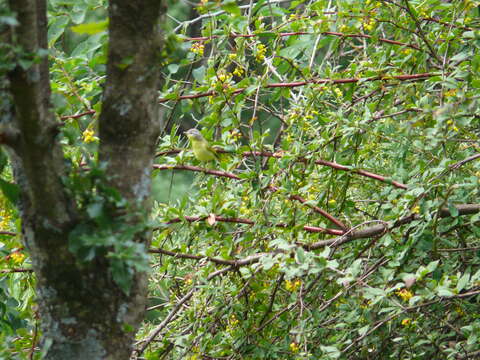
[221, 1, 241, 16]
[70, 20, 108, 35]
[110, 259, 133, 296]
[295, 247, 306, 263]
[167, 64, 179, 74]
[48, 15, 70, 46]
[447, 203, 459, 217]
[0, 178, 19, 205]
[192, 66, 205, 83]
[456, 272, 470, 292]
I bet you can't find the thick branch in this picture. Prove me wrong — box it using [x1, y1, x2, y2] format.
[305, 204, 480, 250]
[99, 1, 165, 204]
[7, 0, 72, 225]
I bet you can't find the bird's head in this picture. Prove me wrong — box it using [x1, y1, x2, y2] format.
[184, 128, 205, 141]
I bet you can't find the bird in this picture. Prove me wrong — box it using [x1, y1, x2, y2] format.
[184, 128, 218, 162]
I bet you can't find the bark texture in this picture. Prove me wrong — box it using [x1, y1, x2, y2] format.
[4, 0, 165, 358]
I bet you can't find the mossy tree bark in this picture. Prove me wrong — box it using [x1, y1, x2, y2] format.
[3, 0, 165, 358]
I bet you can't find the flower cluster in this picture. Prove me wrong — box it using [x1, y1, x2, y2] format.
[289, 342, 300, 353]
[82, 128, 98, 143]
[190, 42, 205, 56]
[255, 43, 267, 62]
[285, 279, 301, 292]
[396, 288, 413, 302]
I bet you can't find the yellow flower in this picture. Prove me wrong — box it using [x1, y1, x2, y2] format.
[401, 318, 411, 326]
[444, 89, 457, 97]
[363, 18, 376, 31]
[255, 43, 267, 62]
[0, 214, 11, 228]
[10, 252, 25, 264]
[455, 305, 465, 316]
[289, 342, 300, 353]
[328, 199, 337, 205]
[190, 42, 205, 56]
[412, 206, 420, 214]
[233, 66, 244, 77]
[396, 288, 413, 302]
[285, 279, 301, 292]
[229, 314, 239, 326]
[334, 87, 343, 98]
[82, 128, 98, 143]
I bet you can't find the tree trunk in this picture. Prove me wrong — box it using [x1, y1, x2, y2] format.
[3, 0, 165, 358]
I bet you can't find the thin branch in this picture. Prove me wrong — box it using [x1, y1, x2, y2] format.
[449, 153, 480, 170]
[186, 30, 421, 51]
[402, 0, 441, 63]
[158, 73, 437, 103]
[438, 246, 480, 253]
[164, 214, 344, 235]
[1, 268, 34, 273]
[153, 164, 240, 180]
[59, 109, 96, 120]
[155, 151, 408, 189]
[149, 247, 265, 267]
[244, 151, 408, 189]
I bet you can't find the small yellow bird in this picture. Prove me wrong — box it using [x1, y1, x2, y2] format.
[184, 128, 218, 162]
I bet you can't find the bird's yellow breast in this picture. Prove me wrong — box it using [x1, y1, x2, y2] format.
[190, 139, 216, 161]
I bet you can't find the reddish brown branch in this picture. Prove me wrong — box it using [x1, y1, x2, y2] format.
[0, 230, 17, 236]
[155, 150, 407, 189]
[245, 152, 408, 189]
[60, 109, 96, 120]
[269, 185, 347, 230]
[153, 164, 240, 180]
[186, 31, 420, 50]
[159, 73, 436, 103]
[165, 214, 344, 236]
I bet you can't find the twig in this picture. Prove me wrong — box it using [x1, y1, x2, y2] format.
[449, 153, 480, 170]
[155, 151, 408, 189]
[59, 109, 96, 120]
[1, 268, 34, 273]
[164, 214, 344, 235]
[153, 164, 240, 180]
[158, 73, 437, 103]
[186, 30, 421, 51]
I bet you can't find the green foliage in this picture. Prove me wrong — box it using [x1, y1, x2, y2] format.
[66, 163, 150, 295]
[148, 0, 480, 359]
